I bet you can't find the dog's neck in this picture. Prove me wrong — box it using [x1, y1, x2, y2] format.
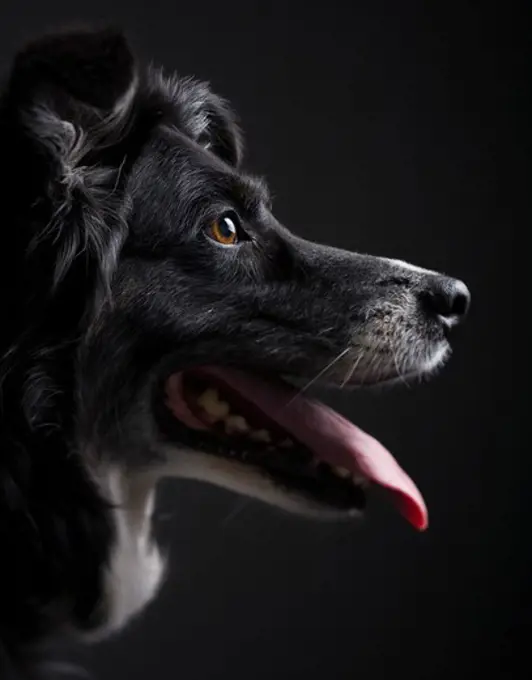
[91, 466, 165, 637]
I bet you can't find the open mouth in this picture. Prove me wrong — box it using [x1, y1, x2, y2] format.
[163, 366, 428, 530]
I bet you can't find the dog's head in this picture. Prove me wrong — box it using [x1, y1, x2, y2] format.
[0, 29, 469, 535]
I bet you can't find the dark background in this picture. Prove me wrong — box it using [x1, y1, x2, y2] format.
[0, 2, 525, 679]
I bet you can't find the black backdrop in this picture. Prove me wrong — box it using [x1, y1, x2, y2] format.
[0, 2, 525, 679]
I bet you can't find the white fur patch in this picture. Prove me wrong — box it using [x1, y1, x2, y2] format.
[421, 341, 450, 374]
[94, 466, 165, 637]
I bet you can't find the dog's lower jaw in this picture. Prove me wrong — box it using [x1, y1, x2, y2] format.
[86, 446, 361, 640]
[158, 444, 365, 520]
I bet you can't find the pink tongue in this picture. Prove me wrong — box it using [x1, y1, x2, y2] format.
[200, 367, 428, 531]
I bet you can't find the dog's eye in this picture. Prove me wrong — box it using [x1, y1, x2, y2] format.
[208, 213, 240, 246]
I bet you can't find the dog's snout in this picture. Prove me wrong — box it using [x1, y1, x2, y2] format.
[420, 276, 471, 326]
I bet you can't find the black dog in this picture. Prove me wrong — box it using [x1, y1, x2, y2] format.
[0, 28, 469, 677]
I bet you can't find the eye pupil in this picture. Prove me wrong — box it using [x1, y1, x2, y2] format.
[221, 217, 236, 237]
[209, 213, 240, 245]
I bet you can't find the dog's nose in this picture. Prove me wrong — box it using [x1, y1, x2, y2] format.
[421, 276, 471, 327]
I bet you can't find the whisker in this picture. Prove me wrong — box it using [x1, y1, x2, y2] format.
[284, 347, 351, 407]
[221, 498, 250, 527]
[359, 348, 379, 387]
[392, 337, 410, 388]
[341, 350, 364, 388]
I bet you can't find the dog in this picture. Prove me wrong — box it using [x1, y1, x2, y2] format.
[0, 27, 470, 677]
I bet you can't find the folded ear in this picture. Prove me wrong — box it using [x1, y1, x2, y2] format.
[150, 68, 244, 168]
[7, 27, 138, 192]
[193, 89, 243, 168]
[3, 28, 138, 295]
[9, 26, 137, 113]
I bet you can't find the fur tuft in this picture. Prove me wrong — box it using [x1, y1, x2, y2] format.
[146, 64, 244, 166]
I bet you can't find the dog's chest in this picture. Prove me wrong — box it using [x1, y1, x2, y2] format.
[97, 468, 166, 635]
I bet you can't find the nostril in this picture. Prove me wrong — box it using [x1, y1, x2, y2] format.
[421, 277, 471, 325]
[449, 280, 471, 317]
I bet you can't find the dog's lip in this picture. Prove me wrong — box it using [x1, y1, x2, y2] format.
[159, 370, 366, 512]
[165, 366, 428, 530]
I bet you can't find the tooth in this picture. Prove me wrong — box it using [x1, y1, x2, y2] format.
[280, 438, 294, 448]
[352, 473, 369, 487]
[225, 415, 249, 433]
[197, 388, 230, 420]
[197, 388, 218, 407]
[250, 429, 271, 442]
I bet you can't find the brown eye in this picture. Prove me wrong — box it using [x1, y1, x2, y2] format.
[208, 214, 239, 246]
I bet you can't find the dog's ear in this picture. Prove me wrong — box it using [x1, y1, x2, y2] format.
[151, 68, 243, 168]
[3, 28, 137, 296]
[7, 27, 138, 197]
[192, 90, 243, 168]
[9, 26, 137, 116]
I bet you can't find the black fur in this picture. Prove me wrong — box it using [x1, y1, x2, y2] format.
[0, 27, 469, 677]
